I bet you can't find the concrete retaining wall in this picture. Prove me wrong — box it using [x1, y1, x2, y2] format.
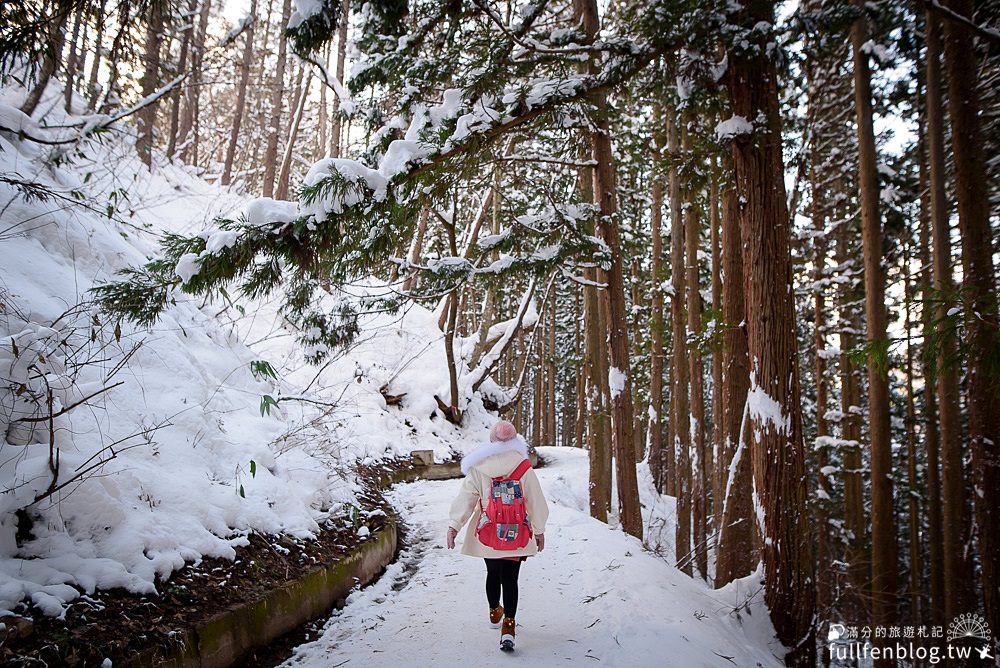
[124, 455, 474, 668]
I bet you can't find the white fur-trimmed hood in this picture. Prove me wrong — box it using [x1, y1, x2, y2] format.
[460, 436, 529, 476]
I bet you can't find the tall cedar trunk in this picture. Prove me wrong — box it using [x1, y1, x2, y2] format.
[99, 2, 132, 114]
[665, 111, 683, 498]
[811, 153, 833, 626]
[726, 1, 815, 662]
[838, 211, 866, 624]
[63, 8, 83, 111]
[21, 7, 69, 116]
[709, 164, 723, 535]
[532, 360, 542, 447]
[318, 43, 329, 157]
[221, 0, 258, 185]
[579, 146, 612, 522]
[136, 1, 165, 166]
[546, 291, 557, 446]
[86, 2, 105, 110]
[902, 241, 922, 622]
[277, 69, 310, 199]
[439, 220, 462, 425]
[579, 0, 641, 539]
[574, 285, 587, 449]
[263, 0, 292, 197]
[684, 126, 707, 580]
[669, 113, 691, 569]
[942, 0, 1000, 644]
[402, 207, 429, 291]
[585, 266, 612, 522]
[179, 0, 212, 164]
[648, 122, 666, 491]
[925, 12, 974, 624]
[916, 79, 945, 626]
[714, 160, 753, 588]
[330, 0, 350, 157]
[166, 0, 198, 157]
[630, 260, 646, 461]
[850, 6, 898, 639]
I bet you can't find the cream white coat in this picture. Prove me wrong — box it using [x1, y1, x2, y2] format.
[448, 439, 549, 559]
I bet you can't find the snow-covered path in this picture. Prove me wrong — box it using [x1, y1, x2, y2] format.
[280, 449, 784, 668]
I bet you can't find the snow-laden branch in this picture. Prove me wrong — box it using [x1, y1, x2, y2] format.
[923, 0, 1000, 43]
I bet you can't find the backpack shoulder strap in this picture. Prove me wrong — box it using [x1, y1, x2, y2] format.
[508, 458, 532, 481]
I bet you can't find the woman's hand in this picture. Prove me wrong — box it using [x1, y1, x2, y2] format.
[536, 533, 545, 552]
[446, 526, 458, 549]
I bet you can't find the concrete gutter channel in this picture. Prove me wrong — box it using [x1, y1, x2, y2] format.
[127, 450, 538, 668]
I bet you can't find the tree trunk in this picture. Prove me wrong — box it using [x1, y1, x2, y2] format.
[402, 207, 429, 292]
[942, 0, 1000, 644]
[263, 0, 292, 197]
[578, 0, 641, 539]
[709, 162, 723, 535]
[318, 43, 329, 158]
[684, 126, 707, 580]
[714, 157, 752, 589]
[63, 7, 84, 112]
[648, 119, 666, 492]
[546, 290, 557, 447]
[21, 7, 69, 116]
[167, 0, 199, 158]
[277, 66, 310, 199]
[726, 0, 815, 662]
[837, 210, 867, 625]
[809, 133, 833, 627]
[136, 0, 166, 166]
[180, 0, 213, 164]
[916, 70, 945, 626]
[926, 11, 975, 625]
[902, 239, 922, 623]
[574, 284, 587, 449]
[669, 112, 691, 569]
[222, 1, 258, 185]
[850, 4, 898, 641]
[86, 3, 105, 110]
[330, 0, 350, 158]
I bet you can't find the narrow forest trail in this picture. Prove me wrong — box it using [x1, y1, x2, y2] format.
[279, 449, 783, 668]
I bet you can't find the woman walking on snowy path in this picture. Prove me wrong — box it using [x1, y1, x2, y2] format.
[446, 420, 550, 652]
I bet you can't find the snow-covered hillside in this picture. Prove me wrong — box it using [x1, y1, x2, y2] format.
[0, 82, 498, 619]
[283, 447, 782, 668]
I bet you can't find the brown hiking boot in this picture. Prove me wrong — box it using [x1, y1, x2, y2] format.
[489, 606, 504, 626]
[500, 617, 516, 651]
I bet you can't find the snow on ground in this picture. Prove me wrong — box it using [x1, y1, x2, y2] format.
[281, 447, 784, 668]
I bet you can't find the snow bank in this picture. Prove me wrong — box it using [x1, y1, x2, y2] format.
[0, 81, 500, 619]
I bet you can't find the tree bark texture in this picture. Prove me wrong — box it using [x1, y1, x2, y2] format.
[222, 0, 258, 185]
[714, 160, 753, 589]
[136, 0, 166, 166]
[579, 0, 642, 539]
[942, 0, 1000, 644]
[669, 113, 691, 569]
[850, 2, 898, 640]
[726, 1, 815, 662]
[263, 0, 292, 197]
[648, 123, 666, 492]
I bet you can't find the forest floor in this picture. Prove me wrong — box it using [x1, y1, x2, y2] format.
[0, 486, 392, 667]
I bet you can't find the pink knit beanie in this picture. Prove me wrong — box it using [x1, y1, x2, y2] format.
[489, 420, 517, 442]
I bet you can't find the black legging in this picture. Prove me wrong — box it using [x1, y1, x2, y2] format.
[484, 558, 522, 618]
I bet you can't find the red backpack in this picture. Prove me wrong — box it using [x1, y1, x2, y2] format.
[476, 459, 533, 550]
